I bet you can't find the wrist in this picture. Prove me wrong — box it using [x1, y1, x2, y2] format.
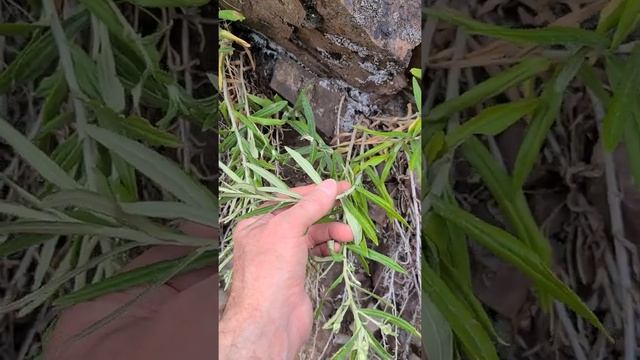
[219, 306, 290, 360]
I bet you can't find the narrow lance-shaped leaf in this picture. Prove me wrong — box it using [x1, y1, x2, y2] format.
[0, 201, 60, 221]
[285, 146, 323, 184]
[462, 137, 552, 264]
[427, 57, 551, 122]
[219, 10, 245, 22]
[0, 235, 55, 258]
[423, 260, 499, 360]
[422, 295, 454, 360]
[512, 53, 585, 188]
[624, 118, 640, 186]
[0, 117, 79, 190]
[347, 245, 406, 274]
[446, 99, 539, 147]
[0, 11, 89, 92]
[432, 199, 610, 339]
[0, 222, 208, 247]
[602, 47, 640, 151]
[0, 23, 45, 36]
[85, 125, 215, 210]
[246, 163, 289, 191]
[610, 0, 640, 48]
[424, 7, 609, 47]
[597, 0, 625, 34]
[120, 201, 217, 228]
[355, 187, 408, 226]
[359, 308, 420, 337]
[54, 250, 216, 307]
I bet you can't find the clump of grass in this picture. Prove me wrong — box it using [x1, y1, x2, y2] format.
[219, 11, 421, 359]
[424, 3, 638, 359]
[0, 0, 216, 355]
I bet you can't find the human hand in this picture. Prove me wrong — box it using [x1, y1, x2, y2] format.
[45, 222, 217, 360]
[219, 179, 353, 360]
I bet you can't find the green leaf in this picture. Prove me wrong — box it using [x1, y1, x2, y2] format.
[0, 23, 44, 36]
[0, 221, 208, 246]
[120, 115, 181, 147]
[285, 146, 322, 184]
[248, 115, 286, 126]
[512, 53, 585, 188]
[360, 308, 420, 338]
[624, 118, 640, 186]
[432, 200, 610, 338]
[343, 198, 378, 245]
[602, 47, 640, 150]
[120, 201, 217, 228]
[427, 58, 551, 122]
[0, 235, 54, 258]
[410, 68, 422, 80]
[355, 187, 408, 226]
[0, 11, 88, 92]
[366, 330, 393, 360]
[246, 163, 289, 190]
[253, 101, 288, 118]
[347, 245, 406, 274]
[597, 0, 626, 34]
[422, 295, 454, 360]
[85, 125, 215, 210]
[423, 260, 499, 360]
[413, 76, 422, 113]
[0, 201, 60, 221]
[95, 24, 125, 111]
[0, 117, 79, 190]
[426, 131, 446, 164]
[219, 10, 246, 22]
[342, 204, 363, 245]
[36, 111, 74, 140]
[425, 7, 609, 47]
[462, 137, 552, 264]
[446, 99, 539, 146]
[54, 250, 216, 307]
[611, 0, 640, 48]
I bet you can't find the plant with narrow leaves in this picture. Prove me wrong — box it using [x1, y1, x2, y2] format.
[422, 4, 639, 359]
[0, 0, 216, 353]
[219, 14, 421, 358]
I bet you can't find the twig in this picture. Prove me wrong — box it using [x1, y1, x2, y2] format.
[589, 92, 636, 360]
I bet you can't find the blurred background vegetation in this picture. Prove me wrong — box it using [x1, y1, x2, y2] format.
[424, 0, 639, 359]
[0, 1, 216, 358]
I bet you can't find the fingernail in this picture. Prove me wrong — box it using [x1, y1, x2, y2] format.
[317, 179, 337, 196]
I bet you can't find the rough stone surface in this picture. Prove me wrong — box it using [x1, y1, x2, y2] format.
[224, 0, 420, 95]
[270, 58, 341, 139]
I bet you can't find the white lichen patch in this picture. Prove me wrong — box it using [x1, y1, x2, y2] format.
[318, 78, 378, 132]
[325, 33, 370, 58]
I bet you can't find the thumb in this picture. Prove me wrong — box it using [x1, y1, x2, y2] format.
[276, 179, 338, 236]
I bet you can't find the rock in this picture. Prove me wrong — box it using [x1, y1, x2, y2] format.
[224, 0, 420, 95]
[270, 57, 343, 139]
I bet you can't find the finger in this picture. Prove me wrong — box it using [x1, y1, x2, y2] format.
[289, 181, 351, 197]
[309, 242, 341, 257]
[307, 222, 353, 247]
[275, 179, 339, 236]
[179, 221, 217, 238]
[124, 222, 217, 290]
[134, 274, 218, 360]
[265, 180, 351, 215]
